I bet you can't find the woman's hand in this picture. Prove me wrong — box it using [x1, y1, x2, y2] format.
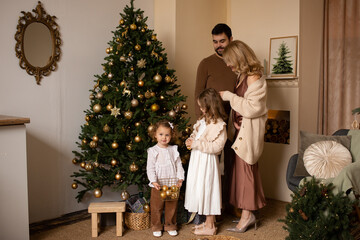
[185, 138, 193, 149]
[152, 182, 161, 190]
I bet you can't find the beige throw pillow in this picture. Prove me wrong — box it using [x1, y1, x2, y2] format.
[303, 140, 352, 179]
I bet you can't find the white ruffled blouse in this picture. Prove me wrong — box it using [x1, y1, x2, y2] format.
[146, 144, 185, 187]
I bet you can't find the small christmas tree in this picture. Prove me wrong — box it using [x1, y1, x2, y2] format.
[280, 177, 357, 240]
[272, 42, 293, 74]
[71, 0, 191, 202]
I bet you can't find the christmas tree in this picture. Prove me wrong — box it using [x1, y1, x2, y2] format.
[280, 177, 357, 240]
[71, 0, 191, 202]
[272, 42, 293, 74]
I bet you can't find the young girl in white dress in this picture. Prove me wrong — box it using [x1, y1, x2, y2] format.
[147, 120, 185, 237]
[185, 88, 227, 236]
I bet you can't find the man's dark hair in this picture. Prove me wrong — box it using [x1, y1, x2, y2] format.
[211, 23, 232, 39]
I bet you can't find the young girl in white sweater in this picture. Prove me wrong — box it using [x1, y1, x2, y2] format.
[185, 88, 227, 236]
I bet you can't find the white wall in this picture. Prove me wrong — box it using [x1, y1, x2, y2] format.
[0, 0, 154, 223]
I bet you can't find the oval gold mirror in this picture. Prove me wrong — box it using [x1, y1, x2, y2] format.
[15, 1, 61, 85]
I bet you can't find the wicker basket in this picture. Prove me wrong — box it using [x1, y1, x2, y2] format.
[124, 212, 150, 230]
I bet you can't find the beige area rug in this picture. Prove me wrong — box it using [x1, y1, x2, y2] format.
[30, 199, 288, 240]
[189, 236, 240, 240]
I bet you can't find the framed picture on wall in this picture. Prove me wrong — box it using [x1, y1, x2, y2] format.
[268, 36, 298, 77]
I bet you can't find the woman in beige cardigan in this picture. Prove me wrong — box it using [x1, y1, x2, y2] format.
[219, 40, 267, 233]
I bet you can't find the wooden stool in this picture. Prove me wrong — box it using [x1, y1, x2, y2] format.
[88, 202, 126, 237]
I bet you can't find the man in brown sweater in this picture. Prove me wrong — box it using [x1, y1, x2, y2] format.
[194, 23, 237, 215]
[194, 23, 237, 117]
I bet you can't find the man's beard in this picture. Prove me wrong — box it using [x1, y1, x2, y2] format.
[216, 47, 224, 56]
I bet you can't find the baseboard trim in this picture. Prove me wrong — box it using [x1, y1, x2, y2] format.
[29, 209, 90, 235]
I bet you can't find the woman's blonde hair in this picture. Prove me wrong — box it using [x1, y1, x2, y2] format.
[223, 40, 263, 77]
[198, 88, 227, 124]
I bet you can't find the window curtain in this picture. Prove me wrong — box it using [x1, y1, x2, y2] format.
[318, 0, 360, 135]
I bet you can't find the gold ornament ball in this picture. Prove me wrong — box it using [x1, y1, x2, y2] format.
[162, 185, 168, 191]
[146, 41, 151, 46]
[85, 163, 93, 171]
[130, 67, 134, 71]
[120, 80, 126, 87]
[128, 52, 132, 57]
[165, 75, 172, 83]
[124, 111, 133, 119]
[85, 122, 89, 126]
[80, 162, 86, 168]
[106, 48, 110, 54]
[93, 162, 99, 168]
[153, 73, 162, 83]
[96, 92, 103, 99]
[148, 125, 154, 133]
[119, 19, 124, 25]
[138, 94, 144, 100]
[181, 104, 188, 110]
[151, 35, 157, 41]
[111, 142, 119, 149]
[160, 191, 167, 200]
[150, 92, 156, 97]
[126, 143, 132, 151]
[134, 135, 142, 143]
[85, 115, 90, 122]
[109, 61, 113, 66]
[89, 94, 95, 100]
[115, 173, 122, 180]
[120, 56, 126, 62]
[89, 141, 97, 148]
[129, 162, 139, 172]
[82, 139, 87, 145]
[168, 110, 176, 118]
[141, 29, 145, 33]
[107, 73, 113, 80]
[109, 47, 113, 52]
[159, 57, 163, 61]
[134, 44, 141, 51]
[166, 189, 172, 196]
[121, 190, 130, 200]
[71, 183, 78, 189]
[72, 158, 77, 164]
[94, 189, 102, 198]
[131, 99, 139, 107]
[106, 103, 113, 111]
[116, 37, 121, 42]
[93, 104, 101, 113]
[111, 159, 117, 166]
[145, 91, 151, 98]
[151, 104, 160, 112]
[130, 23, 137, 30]
[135, 122, 141, 127]
[160, 95, 165, 100]
[137, 80, 144, 87]
[103, 124, 110, 132]
[92, 135, 99, 142]
[143, 203, 150, 213]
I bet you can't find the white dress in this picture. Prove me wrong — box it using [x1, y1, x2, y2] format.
[184, 119, 222, 215]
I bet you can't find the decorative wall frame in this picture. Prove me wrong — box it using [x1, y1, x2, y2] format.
[268, 36, 298, 78]
[14, 1, 61, 85]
